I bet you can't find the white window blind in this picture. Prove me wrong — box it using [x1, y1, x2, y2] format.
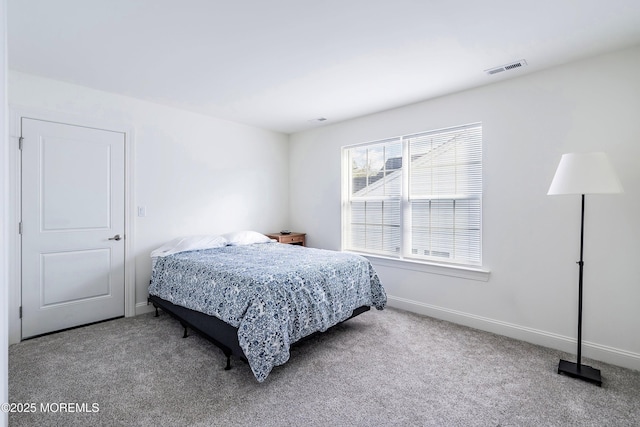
[343, 123, 482, 266]
[346, 138, 402, 256]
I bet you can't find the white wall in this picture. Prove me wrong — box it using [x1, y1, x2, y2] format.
[1, 0, 9, 424]
[290, 46, 640, 371]
[8, 70, 290, 320]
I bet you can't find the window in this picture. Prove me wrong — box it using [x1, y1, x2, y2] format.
[342, 123, 482, 267]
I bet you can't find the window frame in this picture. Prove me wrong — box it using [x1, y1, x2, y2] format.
[342, 122, 484, 270]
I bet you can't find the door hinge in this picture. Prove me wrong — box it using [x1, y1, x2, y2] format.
[19, 306, 22, 319]
[19, 136, 24, 150]
[19, 222, 23, 235]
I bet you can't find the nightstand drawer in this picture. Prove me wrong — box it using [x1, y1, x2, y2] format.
[265, 232, 306, 246]
[281, 235, 304, 244]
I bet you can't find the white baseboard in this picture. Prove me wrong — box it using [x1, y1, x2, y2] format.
[387, 295, 640, 372]
[135, 301, 156, 316]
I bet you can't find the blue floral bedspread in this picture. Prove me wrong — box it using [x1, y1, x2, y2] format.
[149, 242, 386, 382]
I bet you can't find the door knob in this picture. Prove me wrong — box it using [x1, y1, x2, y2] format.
[108, 234, 122, 241]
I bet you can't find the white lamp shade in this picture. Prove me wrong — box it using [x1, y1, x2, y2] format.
[548, 152, 623, 195]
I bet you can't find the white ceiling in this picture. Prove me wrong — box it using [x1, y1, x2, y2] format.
[8, 0, 640, 134]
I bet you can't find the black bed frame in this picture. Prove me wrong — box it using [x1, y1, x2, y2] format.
[147, 294, 370, 372]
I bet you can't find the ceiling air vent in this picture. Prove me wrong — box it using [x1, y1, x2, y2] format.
[485, 59, 527, 75]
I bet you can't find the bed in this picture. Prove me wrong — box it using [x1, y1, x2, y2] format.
[148, 232, 386, 382]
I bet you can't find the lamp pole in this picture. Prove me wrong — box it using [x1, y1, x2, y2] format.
[557, 193, 601, 386]
[576, 194, 584, 368]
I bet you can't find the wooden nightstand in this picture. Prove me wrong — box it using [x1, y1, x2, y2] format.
[266, 232, 306, 246]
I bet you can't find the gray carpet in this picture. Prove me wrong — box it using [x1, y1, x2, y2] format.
[8, 307, 640, 426]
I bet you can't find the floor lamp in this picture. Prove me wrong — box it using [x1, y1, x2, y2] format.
[548, 152, 623, 386]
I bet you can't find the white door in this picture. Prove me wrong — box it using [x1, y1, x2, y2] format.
[21, 118, 125, 338]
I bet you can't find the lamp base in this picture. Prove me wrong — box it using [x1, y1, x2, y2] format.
[558, 359, 602, 386]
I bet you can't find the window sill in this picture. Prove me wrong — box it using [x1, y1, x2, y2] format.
[354, 253, 491, 282]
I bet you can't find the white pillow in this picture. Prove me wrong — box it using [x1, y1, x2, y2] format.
[222, 230, 273, 246]
[150, 235, 228, 257]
